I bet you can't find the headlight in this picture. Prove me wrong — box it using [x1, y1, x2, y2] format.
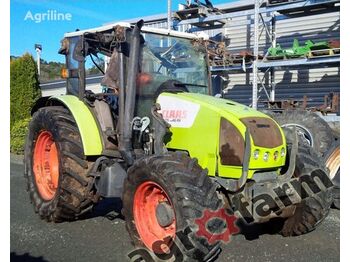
[281, 148, 286, 157]
[253, 150, 260, 160]
[263, 152, 270, 162]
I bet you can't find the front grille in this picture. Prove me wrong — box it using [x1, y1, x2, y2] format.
[241, 117, 283, 148]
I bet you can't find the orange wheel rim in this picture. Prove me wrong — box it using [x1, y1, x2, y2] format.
[33, 131, 59, 201]
[133, 181, 176, 254]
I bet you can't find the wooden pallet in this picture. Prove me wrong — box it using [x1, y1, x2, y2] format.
[209, 52, 256, 67]
[265, 55, 306, 60]
[174, 6, 209, 20]
[174, 6, 225, 27]
[209, 57, 245, 67]
[307, 48, 340, 58]
[267, 0, 305, 6]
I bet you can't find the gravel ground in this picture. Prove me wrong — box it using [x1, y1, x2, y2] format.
[10, 158, 340, 262]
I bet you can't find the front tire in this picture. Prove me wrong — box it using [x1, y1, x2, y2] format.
[24, 106, 95, 222]
[123, 153, 223, 261]
[280, 145, 333, 236]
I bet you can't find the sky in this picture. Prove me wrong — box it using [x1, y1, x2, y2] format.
[10, 0, 235, 63]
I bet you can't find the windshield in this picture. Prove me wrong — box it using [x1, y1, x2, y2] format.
[141, 33, 209, 94]
[134, 32, 210, 119]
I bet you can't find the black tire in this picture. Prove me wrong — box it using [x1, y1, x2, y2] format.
[267, 110, 335, 157]
[280, 145, 333, 236]
[24, 106, 95, 222]
[123, 152, 223, 261]
[324, 140, 340, 209]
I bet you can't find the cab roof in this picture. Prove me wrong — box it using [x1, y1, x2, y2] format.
[64, 21, 208, 40]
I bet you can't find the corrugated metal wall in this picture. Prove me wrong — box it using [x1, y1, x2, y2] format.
[217, 9, 340, 107]
[144, 2, 340, 108]
[224, 67, 339, 107]
[224, 11, 339, 52]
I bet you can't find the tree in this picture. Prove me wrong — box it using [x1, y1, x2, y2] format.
[10, 53, 41, 128]
[10, 53, 41, 154]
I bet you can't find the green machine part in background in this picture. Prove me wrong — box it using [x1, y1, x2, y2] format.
[267, 39, 330, 59]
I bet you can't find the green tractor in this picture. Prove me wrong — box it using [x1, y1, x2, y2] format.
[25, 20, 333, 261]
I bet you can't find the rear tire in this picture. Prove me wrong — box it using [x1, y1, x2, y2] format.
[280, 145, 333, 236]
[267, 110, 335, 157]
[123, 153, 223, 261]
[24, 106, 95, 222]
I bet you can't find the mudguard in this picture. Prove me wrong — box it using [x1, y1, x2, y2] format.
[48, 95, 103, 156]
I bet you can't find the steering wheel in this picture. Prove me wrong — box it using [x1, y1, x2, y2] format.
[154, 80, 189, 99]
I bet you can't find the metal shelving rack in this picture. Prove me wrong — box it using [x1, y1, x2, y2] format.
[210, 55, 340, 73]
[251, 0, 340, 108]
[175, 0, 340, 109]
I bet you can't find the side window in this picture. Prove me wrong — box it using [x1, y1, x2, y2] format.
[66, 37, 79, 95]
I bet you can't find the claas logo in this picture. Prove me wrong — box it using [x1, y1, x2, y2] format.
[162, 109, 188, 122]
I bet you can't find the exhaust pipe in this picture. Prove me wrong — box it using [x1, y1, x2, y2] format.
[120, 20, 144, 166]
[117, 46, 125, 147]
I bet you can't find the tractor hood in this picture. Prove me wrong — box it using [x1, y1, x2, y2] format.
[166, 92, 268, 119]
[157, 92, 286, 179]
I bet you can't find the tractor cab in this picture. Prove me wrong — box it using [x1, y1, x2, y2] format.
[57, 20, 287, 178]
[59, 21, 210, 119]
